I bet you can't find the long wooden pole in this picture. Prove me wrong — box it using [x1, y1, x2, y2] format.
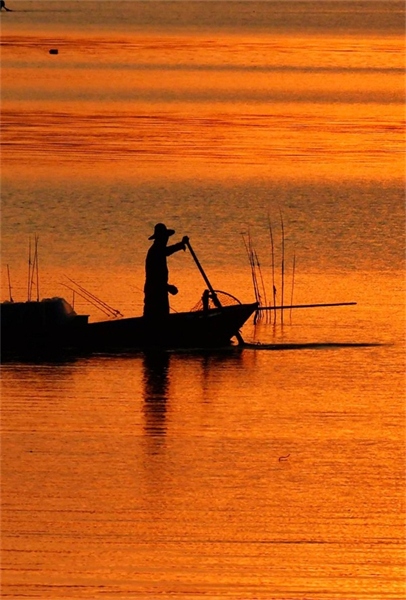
[185, 240, 245, 345]
[258, 302, 356, 310]
[185, 240, 219, 304]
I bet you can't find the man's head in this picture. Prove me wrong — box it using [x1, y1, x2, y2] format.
[148, 223, 175, 241]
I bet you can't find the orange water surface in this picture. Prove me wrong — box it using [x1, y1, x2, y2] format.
[1, 2, 405, 598]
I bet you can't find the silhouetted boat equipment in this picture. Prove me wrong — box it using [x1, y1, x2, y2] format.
[0, 241, 356, 357]
[1, 297, 89, 355]
[0, 296, 258, 356]
[185, 240, 246, 345]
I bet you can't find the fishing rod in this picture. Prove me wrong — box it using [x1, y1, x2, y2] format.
[60, 283, 114, 317]
[64, 276, 123, 317]
[185, 239, 245, 346]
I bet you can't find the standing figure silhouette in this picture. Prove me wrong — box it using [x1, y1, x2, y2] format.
[143, 223, 188, 321]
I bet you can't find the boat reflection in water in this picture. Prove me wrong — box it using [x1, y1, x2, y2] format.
[143, 351, 170, 440]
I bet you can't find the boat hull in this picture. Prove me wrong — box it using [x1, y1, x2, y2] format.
[84, 303, 258, 351]
[1, 301, 258, 356]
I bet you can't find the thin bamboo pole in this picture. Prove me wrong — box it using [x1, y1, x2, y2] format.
[254, 248, 268, 322]
[248, 234, 262, 323]
[267, 214, 277, 325]
[27, 236, 32, 301]
[289, 251, 296, 323]
[280, 209, 285, 325]
[7, 264, 13, 302]
[35, 235, 40, 301]
[257, 302, 356, 310]
[242, 233, 260, 310]
[29, 236, 38, 302]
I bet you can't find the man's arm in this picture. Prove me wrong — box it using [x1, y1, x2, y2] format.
[166, 239, 187, 256]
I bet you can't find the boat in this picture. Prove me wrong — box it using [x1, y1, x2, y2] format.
[0, 297, 89, 357]
[1, 238, 355, 358]
[0, 296, 258, 357]
[85, 301, 258, 352]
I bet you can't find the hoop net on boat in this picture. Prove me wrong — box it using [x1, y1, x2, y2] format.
[190, 290, 242, 312]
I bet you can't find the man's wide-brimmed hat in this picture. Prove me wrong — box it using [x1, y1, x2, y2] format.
[148, 223, 175, 240]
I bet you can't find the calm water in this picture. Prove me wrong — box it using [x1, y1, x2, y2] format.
[1, 2, 405, 598]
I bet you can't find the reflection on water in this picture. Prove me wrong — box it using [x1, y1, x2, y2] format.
[1, 14, 404, 182]
[143, 351, 170, 440]
[1, 344, 404, 598]
[2, 104, 403, 181]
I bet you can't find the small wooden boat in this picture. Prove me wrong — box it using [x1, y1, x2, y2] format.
[85, 302, 258, 352]
[0, 297, 258, 357]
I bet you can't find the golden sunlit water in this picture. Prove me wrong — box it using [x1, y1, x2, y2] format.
[1, 2, 405, 598]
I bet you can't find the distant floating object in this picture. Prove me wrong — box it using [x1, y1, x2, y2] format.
[49, 49, 58, 55]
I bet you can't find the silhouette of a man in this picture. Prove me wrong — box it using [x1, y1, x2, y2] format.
[1, 1, 12, 11]
[143, 223, 188, 320]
